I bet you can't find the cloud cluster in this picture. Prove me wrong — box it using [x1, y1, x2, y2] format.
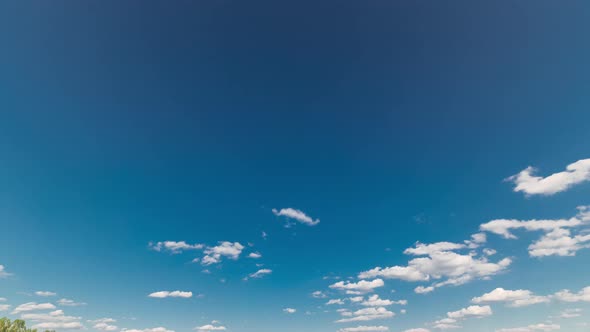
[89, 318, 118, 331]
[272, 208, 320, 226]
[330, 279, 385, 294]
[472, 288, 549, 307]
[508, 158, 590, 196]
[149, 241, 203, 254]
[202, 242, 245, 265]
[335, 307, 395, 323]
[148, 291, 193, 298]
[24, 309, 84, 330]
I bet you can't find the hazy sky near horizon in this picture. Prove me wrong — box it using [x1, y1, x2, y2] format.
[1, 1, 590, 332]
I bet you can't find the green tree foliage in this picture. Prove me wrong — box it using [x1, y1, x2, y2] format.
[0, 317, 55, 332]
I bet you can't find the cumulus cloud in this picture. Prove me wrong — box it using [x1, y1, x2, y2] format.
[12, 302, 56, 314]
[149, 241, 203, 254]
[148, 291, 192, 298]
[414, 286, 434, 294]
[553, 286, 590, 302]
[360, 295, 405, 307]
[248, 252, 262, 259]
[480, 206, 590, 257]
[472, 288, 549, 307]
[447, 305, 492, 319]
[283, 308, 296, 314]
[35, 291, 56, 297]
[123, 327, 174, 332]
[89, 318, 118, 331]
[202, 242, 244, 265]
[57, 298, 86, 306]
[24, 309, 84, 330]
[496, 323, 560, 332]
[194, 322, 226, 331]
[337, 326, 389, 332]
[248, 269, 272, 279]
[508, 158, 590, 196]
[335, 307, 394, 323]
[330, 279, 385, 294]
[360, 247, 511, 293]
[272, 208, 320, 226]
[0, 265, 11, 278]
[327, 299, 345, 305]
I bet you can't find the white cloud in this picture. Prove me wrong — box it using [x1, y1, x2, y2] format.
[24, 309, 84, 330]
[283, 308, 296, 314]
[508, 158, 590, 196]
[0, 265, 11, 278]
[35, 291, 57, 297]
[90, 318, 118, 331]
[337, 326, 389, 332]
[432, 318, 460, 330]
[554, 286, 590, 302]
[12, 302, 56, 314]
[149, 241, 203, 254]
[360, 295, 402, 307]
[312, 291, 327, 298]
[194, 322, 226, 331]
[404, 329, 430, 332]
[414, 286, 435, 294]
[148, 291, 192, 298]
[330, 279, 385, 294]
[0, 297, 6, 301]
[57, 298, 87, 306]
[0, 304, 10, 312]
[248, 252, 262, 259]
[327, 299, 345, 305]
[472, 288, 550, 307]
[248, 269, 272, 279]
[272, 208, 320, 226]
[558, 308, 582, 319]
[360, 249, 511, 293]
[480, 207, 590, 257]
[404, 242, 466, 256]
[496, 323, 560, 332]
[202, 242, 244, 265]
[32, 322, 85, 330]
[335, 307, 394, 323]
[447, 305, 492, 319]
[123, 327, 174, 332]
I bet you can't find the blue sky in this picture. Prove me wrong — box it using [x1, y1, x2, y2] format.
[1, 1, 590, 332]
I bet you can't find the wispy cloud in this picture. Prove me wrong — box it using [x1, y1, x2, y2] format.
[272, 208, 320, 226]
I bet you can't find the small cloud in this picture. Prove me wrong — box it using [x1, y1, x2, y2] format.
[35, 291, 57, 297]
[148, 291, 192, 299]
[272, 208, 320, 226]
[283, 308, 296, 314]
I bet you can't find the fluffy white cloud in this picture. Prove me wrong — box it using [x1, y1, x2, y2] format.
[25, 309, 85, 330]
[272, 208, 320, 226]
[283, 308, 296, 314]
[327, 299, 345, 305]
[35, 291, 56, 297]
[481, 207, 590, 257]
[508, 158, 590, 196]
[89, 318, 118, 331]
[337, 326, 389, 332]
[202, 242, 244, 265]
[194, 322, 226, 331]
[248, 252, 262, 259]
[57, 298, 86, 306]
[404, 329, 430, 332]
[12, 302, 56, 314]
[404, 242, 466, 256]
[472, 288, 549, 307]
[123, 327, 174, 332]
[330, 279, 385, 294]
[148, 291, 192, 298]
[149, 241, 203, 253]
[248, 269, 272, 279]
[361, 250, 511, 293]
[432, 318, 460, 330]
[414, 286, 435, 294]
[335, 307, 394, 323]
[312, 291, 327, 298]
[360, 295, 405, 307]
[496, 323, 560, 332]
[447, 305, 492, 319]
[558, 308, 582, 319]
[553, 286, 590, 302]
[0, 265, 11, 278]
